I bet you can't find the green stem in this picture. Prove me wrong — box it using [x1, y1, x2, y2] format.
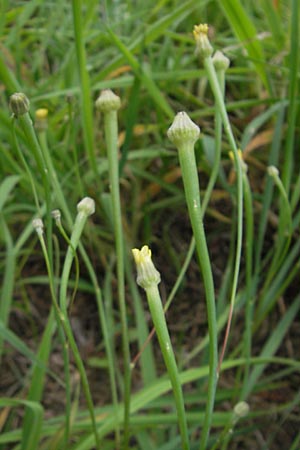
[39, 225, 100, 450]
[145, 284, 190, 450]
[240, 171, 254, 399]
[201, 68, 224, 215]
[177, 141, 218, 450]
[203, 57, 243, 318]
[261, 169, 292, 293]
[16, 112, 53, 264]
[103, 108, 131, 446]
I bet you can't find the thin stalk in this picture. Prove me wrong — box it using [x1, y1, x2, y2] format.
[56, 200, 101, 449]
[262, 167, 292, 291]
[35, 126, 119, 443]
[201, 61, 226, 215]
[11, 119, 40, 212]
[167, 110, 218, 450]
[101, 102, 131, 446]
[132, 246, 190, 450]
[146, 284, 190, 450]
[240, 169, 254, 400]
[202, 57, 243, 399]
[177, 141, 218, 449]
[14, 111, 53, 265]
[39, 274, 99, 450]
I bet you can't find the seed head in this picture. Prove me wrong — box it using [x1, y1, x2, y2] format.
[9, 92, 30, 117]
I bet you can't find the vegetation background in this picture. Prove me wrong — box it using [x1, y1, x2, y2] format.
[0, 0, 299, 449]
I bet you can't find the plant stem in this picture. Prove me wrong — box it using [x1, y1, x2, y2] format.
[177, 141, 218, 450]
[145, 284, 190, 450]
[102, 105, 131, 446]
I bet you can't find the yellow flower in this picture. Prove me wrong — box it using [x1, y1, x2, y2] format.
[132, 245, 161, 290]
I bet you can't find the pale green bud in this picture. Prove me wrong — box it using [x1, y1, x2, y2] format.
[95, 89, 121, 112]
[212, 50, 230, 71]
[233, 401, 250, 419]
[167, 111, 200, 149]
[51, 209, 62, 226]
[77, 197, 95, 216]
[267, 165, 279, 178]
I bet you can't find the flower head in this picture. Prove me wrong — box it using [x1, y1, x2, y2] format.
[95, 89, 121, 113]
[193, 24, 213, 59]
[167, 111, 200, 149]
[212, 50, 230, 72]
[77, 197, 95, 217]
[35, 108, 49, 131]
[132, 245, 161, 290]
[9, 93, 30, 117]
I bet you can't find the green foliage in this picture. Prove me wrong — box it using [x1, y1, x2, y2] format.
[0, 1, 299, 449]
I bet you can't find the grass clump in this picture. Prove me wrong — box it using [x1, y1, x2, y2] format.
[0, 1, 299, 449]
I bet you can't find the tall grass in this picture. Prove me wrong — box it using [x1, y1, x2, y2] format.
[0, 1, 299, 449]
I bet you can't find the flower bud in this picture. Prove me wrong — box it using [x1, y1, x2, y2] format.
[51, 209, 62, 226]
[233, 401, 250, 419]
[95, 89, 121, 113]
[167, 111, 200, 149]
[132, 245, 161, 290]
[35, 108, 48, 131]
[193, 24, 213, 59]
[9, 92, 30, 117]
[77, 197, 95, 217]
[212, 50, 230, 72]
[32, 218, 44, 236]
[267, 165, 279, 178]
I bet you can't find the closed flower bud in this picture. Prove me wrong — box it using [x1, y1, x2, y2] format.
[167, 111, 200, 149]
[9, 92, 30, 117]
[95, 89, 121, 112]
[212, 50, 230, 71]
[132, 245, 161, 290]
[233, 401, 250, 419]
[51, 209, 62, 226]
[267, 165, 279, 178]
[193, 24, 213, 59]
[77, 197, 95, 217]
[32, 218, 44, 236]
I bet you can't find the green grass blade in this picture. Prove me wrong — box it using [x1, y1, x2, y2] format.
[245, 294, 300, 397]
[217, 0, 270, 91]
[0, 398, 43, 450]
[107, 28, 174, 118]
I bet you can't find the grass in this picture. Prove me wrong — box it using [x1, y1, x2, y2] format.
[0, 0, 299, 449]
